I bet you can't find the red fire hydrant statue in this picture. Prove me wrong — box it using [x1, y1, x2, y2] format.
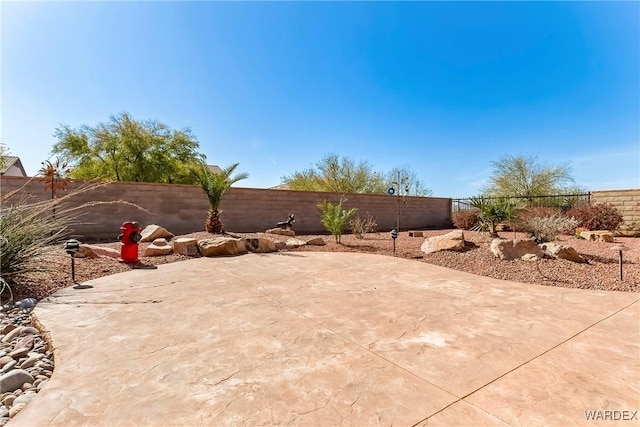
[118, 221, 142, 263]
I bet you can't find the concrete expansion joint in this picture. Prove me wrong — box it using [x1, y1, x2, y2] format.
[412, 399, 511, 427]
[458, 298, 640, 403]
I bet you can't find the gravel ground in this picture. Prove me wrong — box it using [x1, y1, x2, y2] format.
[6, 229, 639, 302]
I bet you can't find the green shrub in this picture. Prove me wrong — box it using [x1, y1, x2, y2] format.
[349, 213, 377, 239]
[523, 214, 579, 242]
[566, 203, 623, 231]
[317, 197, 358, 243]
[452, 209, 479, 230]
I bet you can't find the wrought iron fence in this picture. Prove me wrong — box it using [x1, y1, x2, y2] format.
[451, 193, 591, 213]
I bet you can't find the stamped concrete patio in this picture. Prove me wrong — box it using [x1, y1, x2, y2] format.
[15, 252, 640, 426]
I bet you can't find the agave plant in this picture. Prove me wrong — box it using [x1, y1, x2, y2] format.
[193, 162, 248, 234]
[469, 197, 518, 237]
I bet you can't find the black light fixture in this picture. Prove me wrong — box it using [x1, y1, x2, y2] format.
[611, 243, 628, 281]
[390, 228, 399, 256]
[63, 239, 81, 284]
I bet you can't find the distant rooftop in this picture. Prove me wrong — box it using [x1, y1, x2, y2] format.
[1, 156, 27, 177]
[207, 165, 223, 174]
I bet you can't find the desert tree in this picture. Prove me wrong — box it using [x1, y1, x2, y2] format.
[52, 112, 204, 184]
[483, 154, 581, 198]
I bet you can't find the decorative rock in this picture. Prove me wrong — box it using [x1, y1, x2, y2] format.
[1, 327, 23, 344]
[14, 299, 36, 310]
[78, 245, 120, 259]
[197, 237, 248, 257]
[521, 254, 541, 262]
[305, 237, 326, 246]
[8, 348, 30, 360]
[8, 402, 26, 418]
[490, 239, 544, 261]
[13, 392, 35, 406]
[0, 325, 16, 336]
[265, 228, 295, 237]
[580, 230, 614, 242]
[0, 370, 34, 393]
[13, 336, 34, 351]
[19, 355, 42, 370]
[245, 238, 277, 253]
[143, 238, 173, 257]
[0, 357, 13, 368]
[285, 238, 307, 249]
[2, 395, 15, 407]
[541, 242, 586, 263]
[75, 245, 100, 259]
[36, 379, 48, 391]
[0, 361, 16, 374]
[421, 230, 465, 255]
[274, 241, 286, 250]
[172, 238, 199, 256]
[140, 225, 174, 243]
[17, 327, 39, 337]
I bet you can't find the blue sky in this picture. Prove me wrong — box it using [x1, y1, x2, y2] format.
[2, 1, 638, 197]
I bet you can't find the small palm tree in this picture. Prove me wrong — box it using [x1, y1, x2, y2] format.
[470, 197, 518, 238]
[317, 196, 358, 243]
[193, 162, 248, 234]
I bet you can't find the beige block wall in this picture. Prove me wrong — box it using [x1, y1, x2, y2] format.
[1, 177, 451, 240]
[591, 189, 640, 235]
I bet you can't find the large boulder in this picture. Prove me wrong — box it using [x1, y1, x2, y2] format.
[245, 237, 277, 253]
[197, 237, 247, 257]
[265, 228, 296, 237]
[76, 244, 120, 259]
[305, 237, 326, 246]
[490, 239, 544, 261]
[541, 242, 586, 263]
[172, 238, 199, 256]
[143, 238, 173, 257]
[421, 230, 465, 255]
[580, 230, 614, 243]
[285, 238, 307, 249]
[140, 225, 174, 243]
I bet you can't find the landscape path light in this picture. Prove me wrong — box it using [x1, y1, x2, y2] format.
[390, 228, 399, 256]
[63, 239, 81, 284]
[611, 243, 628, 281]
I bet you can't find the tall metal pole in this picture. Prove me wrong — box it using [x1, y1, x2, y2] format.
[396, 170, 400, 232]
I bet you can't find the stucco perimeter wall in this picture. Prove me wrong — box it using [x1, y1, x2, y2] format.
[591, 189, 640, 235]
[0, 177, 451, 240]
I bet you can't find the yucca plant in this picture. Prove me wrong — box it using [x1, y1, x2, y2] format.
[317, 196, 358, 243]
[193, 162, 248, 234]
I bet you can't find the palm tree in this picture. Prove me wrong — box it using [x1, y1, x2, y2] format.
[470, 197, 519, 238]
[193, 162, 248, 234]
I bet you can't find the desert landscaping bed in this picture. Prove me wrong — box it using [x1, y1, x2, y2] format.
[9, 229, 639, 301]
